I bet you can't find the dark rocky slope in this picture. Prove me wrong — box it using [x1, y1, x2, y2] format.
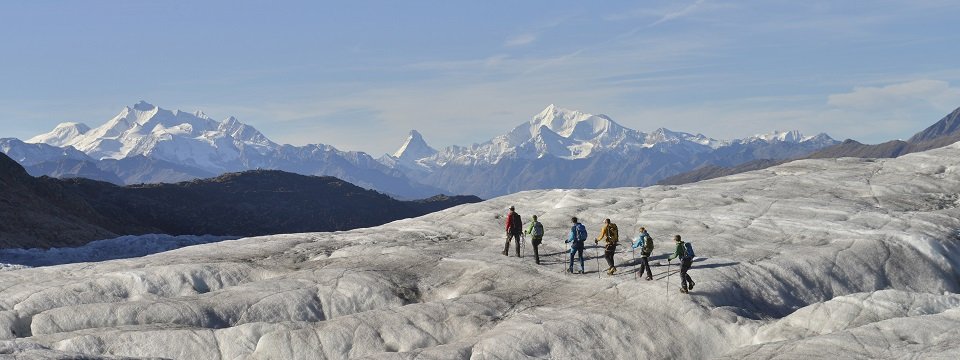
[0, 152, 480, 249]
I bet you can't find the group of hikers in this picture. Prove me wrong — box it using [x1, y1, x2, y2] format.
[502, 206, 697, 294]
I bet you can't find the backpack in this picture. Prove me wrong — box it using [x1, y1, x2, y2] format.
[682, 242, 695, 260]
[532, 222, 544, 237]
[607, 223, 619, 244]
[575, 223, 587, 242]
[643, 234, 654, 251]
[510, 213, 522, 234]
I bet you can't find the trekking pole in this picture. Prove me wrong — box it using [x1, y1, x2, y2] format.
[631, 245, 637, 281]
[595, 244, 601, 279]
[520, 234, 525, 258]
[561, 237, 568, 274]
[667, 260, 671, 301]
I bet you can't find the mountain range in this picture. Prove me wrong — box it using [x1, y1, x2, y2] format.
[380, 104, 838, 197]
[0, 150, 480, 249]
[4, 102, 840, 199]
[658, 106, 960, 185]
[8, 101, 444, 199]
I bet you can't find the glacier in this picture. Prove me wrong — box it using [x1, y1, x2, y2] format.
[2, 142, 960, 359]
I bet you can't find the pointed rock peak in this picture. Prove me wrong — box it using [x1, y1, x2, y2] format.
[132, 100, 157, 111]
[407, 130, 426, 141]
[393, 130, 437, 160]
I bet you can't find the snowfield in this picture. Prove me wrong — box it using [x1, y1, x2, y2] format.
[3, 143, 960, 359]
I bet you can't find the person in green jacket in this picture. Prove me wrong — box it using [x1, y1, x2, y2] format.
[667, 235, 696, 294]
[525, 215, 545, 264]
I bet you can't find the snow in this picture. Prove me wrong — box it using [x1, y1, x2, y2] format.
[2, 142, 960, 358]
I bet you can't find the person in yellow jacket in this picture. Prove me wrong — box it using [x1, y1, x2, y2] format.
[595, 218, 619, 275]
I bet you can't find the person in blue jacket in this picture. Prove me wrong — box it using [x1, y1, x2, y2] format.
[632, 227, 654, 280]
[565, 217, 587, 274]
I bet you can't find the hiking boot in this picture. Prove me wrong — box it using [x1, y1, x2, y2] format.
[688, 280, 695, 290]
[645, 276, 653, 281]
[501, 251, 508, 256]
[578, 269, 585, 274]
[607, 267, 617, 275]
[680, 287, 688, 294]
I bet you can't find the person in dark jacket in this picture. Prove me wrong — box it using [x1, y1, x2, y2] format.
[503, 206, 523, 257]
[668, 235, 696, 293]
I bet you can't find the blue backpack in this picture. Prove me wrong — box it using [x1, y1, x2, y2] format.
[575, 223, 587, 242]
[682, 242, 696, 260]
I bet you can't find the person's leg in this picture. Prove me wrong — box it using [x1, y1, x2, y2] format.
[577, 248, 585, 273]
[683, 259, 695, 289]
[605, 246, 616, 269]
[640, 257, 652, 279]
[533, 237, 541, 264]
[568, 249, 575, 272]
[513, 234, 521, 256]
[680, 259, 691, 291]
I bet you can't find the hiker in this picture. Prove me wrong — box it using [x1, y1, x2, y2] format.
[595, 219, 619, 275]
[503, 206, 523, 257]
[668, 235, 696, 293]
[566, 217, 587, 274]
[632, 227, 654, 280]
[525, 214, 545, 264]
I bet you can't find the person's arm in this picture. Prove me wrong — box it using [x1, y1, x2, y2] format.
[505, 213, 512, 232]
[525, 222, 534, 235]
[668, 242, 682, 260]
[567, 226, 575, 243]
[632, 235, 643, 249]
[596, 225, 607, 242]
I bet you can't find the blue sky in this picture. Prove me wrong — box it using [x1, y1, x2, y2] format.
[2, 0, 959, 155]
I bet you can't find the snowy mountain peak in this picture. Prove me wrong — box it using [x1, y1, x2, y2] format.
[25, 102, 279, 167]
[647, 127, 681, 142]
[392, 130, 437, 160]
[743, 130, 836, 145]
[755, 130, 802, 143]
[26, 122, 91, 147]
[132, 100, 156, 111]
[56, 122, 91, 132]
[529, 104, 620, 139]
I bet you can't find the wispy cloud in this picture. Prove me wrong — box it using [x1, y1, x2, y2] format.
[649, 0, 708, 27]
[828, 79, 960, 110]
[505, 33, 538, 47]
